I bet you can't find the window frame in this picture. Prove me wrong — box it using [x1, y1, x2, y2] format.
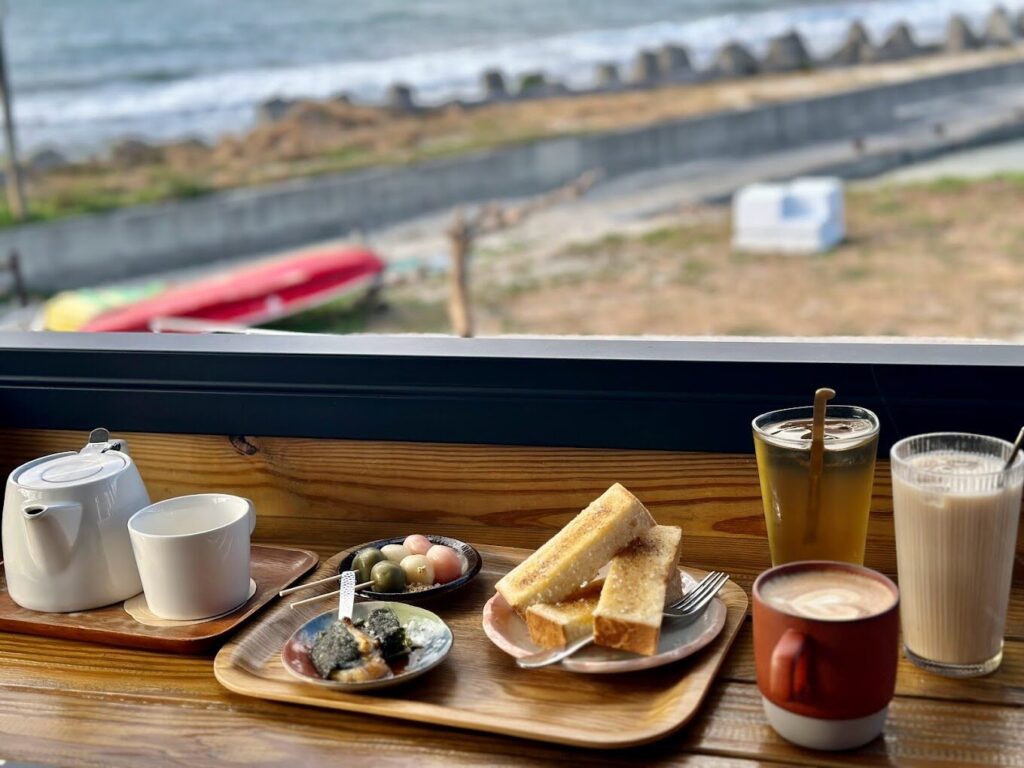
[0, 332, 1020, 452]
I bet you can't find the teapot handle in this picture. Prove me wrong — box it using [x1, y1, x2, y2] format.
[81, 427, 129, 456]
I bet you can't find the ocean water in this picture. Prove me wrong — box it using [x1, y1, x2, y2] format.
[7, 0, 1021, 156]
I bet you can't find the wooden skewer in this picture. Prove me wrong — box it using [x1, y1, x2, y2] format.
[290, 589, 342, 609]
[279, 571, 347, 597]
[289, 581, 373, 609]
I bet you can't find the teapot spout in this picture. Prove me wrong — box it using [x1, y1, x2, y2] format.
[21, 501, 83, 574]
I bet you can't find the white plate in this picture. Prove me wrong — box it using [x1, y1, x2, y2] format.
[481, 570, 726, 674]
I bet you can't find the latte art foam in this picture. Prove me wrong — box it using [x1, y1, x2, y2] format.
[761, 570, 895, 621]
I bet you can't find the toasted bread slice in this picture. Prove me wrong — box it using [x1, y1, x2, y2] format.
[524, 569, 684, 650]
[495, 483, 655, 610]
[593, 525, 683, 656]
[525, 580, 602, 649]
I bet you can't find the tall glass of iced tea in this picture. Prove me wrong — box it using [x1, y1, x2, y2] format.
[753, 404, 879, 565]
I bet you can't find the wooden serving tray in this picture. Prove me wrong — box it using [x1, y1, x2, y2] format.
[0, 544, 318, 653]
[214, 544, 748, 748]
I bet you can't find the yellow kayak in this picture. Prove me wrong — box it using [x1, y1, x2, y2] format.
[42, 283, 167, 331]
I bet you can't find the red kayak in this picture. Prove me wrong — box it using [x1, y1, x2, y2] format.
[81, 247, 385, 333]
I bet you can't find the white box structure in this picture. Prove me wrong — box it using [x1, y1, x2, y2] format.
[732, 177, 845, 254]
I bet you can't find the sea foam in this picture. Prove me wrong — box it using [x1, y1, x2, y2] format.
[13, 0, 1022, 154]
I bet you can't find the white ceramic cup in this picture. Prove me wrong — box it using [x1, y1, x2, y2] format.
[128, 493, 256, 620]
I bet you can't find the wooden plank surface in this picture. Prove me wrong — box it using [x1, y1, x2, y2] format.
[0, 682, 799, 768]
[1, 429, 1021, 575]
[1, 642, 1021, 768]
[0, 428, 1021, 767]
[684, 681, 1024, 768]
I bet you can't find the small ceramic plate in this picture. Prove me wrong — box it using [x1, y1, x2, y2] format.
[482, 570, 727, 674]
[281, 601, 453, 691]
[337, 535, 482, 602]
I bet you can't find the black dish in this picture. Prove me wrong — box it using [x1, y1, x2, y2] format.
[338, 535, 482, 603]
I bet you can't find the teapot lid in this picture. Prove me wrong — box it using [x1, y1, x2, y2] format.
[15, 451, 128, 490]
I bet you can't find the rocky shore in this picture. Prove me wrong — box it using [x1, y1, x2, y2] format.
[243, 7, 1024, 121]
[29, 9, 1024, 171]
[12, 8, 1024, 227]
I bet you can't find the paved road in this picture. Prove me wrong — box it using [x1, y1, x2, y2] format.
[875, 137, 1024, 184]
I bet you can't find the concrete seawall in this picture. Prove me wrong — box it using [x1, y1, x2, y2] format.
[8, 58, 1024, 291]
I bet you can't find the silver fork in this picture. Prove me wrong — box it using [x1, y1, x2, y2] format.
[515, 570, 729, 670]
[663, 571, 729, 624]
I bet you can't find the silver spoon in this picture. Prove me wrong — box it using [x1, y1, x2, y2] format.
[998, 426, 1023, 490]
[338, 570, 356, 621]
[1004, 426, 1024, 471]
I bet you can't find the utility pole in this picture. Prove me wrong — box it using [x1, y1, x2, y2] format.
[0, 4, 26, 220]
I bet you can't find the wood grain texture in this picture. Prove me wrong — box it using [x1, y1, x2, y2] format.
[0, 632, 226, 702]
[0, 682, 799, 768]
[0, 428, 1021, 766]
[2, 429, 1020, 578]
[683, 681, 1024, 768]
[216, 545, 748, 749]
[1, 659, 1021, 768]
[0, 545, 317, 653]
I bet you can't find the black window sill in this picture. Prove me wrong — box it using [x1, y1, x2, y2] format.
[0, 332, 1020, 452]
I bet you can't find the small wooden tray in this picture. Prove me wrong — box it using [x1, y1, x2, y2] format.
[214, 544, 748, 749]
[0, 544, 318, 653]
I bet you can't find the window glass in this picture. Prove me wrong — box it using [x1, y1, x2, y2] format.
[3, 1, 1023, 342]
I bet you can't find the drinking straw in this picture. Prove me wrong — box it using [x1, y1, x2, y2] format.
[803, 387, 836, 546]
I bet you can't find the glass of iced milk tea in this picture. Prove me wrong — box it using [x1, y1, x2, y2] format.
[891, 433, 1024, 677]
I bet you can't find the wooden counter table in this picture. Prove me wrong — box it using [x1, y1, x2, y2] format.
[0, 431, 1021, 767]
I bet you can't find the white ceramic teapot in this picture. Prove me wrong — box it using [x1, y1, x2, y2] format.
[2, 428, 149, 612]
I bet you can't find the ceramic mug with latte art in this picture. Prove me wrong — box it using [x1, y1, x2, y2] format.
[752, 561, 900, 751]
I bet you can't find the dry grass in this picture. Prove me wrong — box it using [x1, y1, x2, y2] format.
[367, 176, 1024, 340]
